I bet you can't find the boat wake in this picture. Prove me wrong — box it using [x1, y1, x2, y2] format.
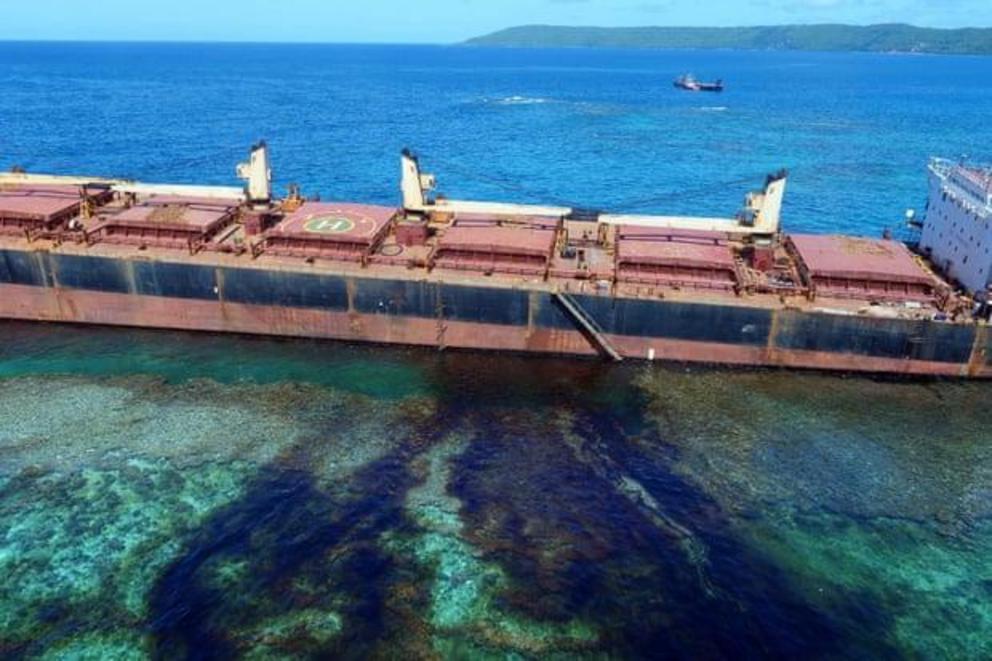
[490, 95, 552, 106]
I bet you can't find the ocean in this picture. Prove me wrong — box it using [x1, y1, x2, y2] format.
[1, 43, 991, 658]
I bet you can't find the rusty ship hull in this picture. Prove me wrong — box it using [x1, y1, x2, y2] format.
[0, 247, 987, 378]
[1, 144, 989, 379]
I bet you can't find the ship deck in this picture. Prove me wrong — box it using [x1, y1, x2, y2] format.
[0, 185, 966, 324]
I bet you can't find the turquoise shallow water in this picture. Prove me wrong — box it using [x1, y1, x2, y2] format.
[1, 43, 992, 658]
[0, 322, 990, 658]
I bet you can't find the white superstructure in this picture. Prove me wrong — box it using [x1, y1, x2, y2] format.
[920, 158, 992, 295]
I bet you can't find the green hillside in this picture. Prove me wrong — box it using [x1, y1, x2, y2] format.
[465, 24, 992, 55]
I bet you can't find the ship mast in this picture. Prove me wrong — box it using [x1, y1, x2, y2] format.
[237, 141, 273, 206]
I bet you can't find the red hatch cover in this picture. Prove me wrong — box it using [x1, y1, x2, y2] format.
[264, 202, 396, 261]
[789, 234, 935, 301]
[0, 184, 110, 233]
[790, 235, 932, 285]
[433, 217, 558, 276]
[440, 225, 555, 258]
[618, 242, 734, 271]
[617, 226, 730, 246]
[616, 225, 737, 290]
[95, 196, 238, 248]
[452, 213, 560, 230]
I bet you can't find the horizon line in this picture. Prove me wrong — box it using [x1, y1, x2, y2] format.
[2, 21, 992, 46]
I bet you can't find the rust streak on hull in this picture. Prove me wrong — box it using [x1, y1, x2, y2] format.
[968, 324, 990, 378]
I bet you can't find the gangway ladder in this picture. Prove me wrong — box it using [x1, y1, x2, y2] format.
[553, 292, 624, 362]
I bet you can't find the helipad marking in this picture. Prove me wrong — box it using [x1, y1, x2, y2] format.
[305, 215, 356, 234]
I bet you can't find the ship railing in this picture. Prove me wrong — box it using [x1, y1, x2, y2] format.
[22, 226, 68, 246]
[198, 225, 248, 256]
[80, 221, 206, 256]
[929, 157, 954, 178]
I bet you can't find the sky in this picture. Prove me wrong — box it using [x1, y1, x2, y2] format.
[2, 0, 991, 43]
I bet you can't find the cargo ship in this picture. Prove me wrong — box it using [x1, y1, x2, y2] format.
[674, 74, 724, 92]
[1, 144, 990, 378]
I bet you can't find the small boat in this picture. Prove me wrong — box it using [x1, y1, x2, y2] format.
[674, 74, 724, 93]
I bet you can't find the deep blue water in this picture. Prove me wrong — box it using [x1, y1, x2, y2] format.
[1, 44, 992, 659]
[2, 43, 991, 235]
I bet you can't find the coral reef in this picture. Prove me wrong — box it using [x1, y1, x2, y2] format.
[0, 323, 990, 656]
[398, 435, 599, 656]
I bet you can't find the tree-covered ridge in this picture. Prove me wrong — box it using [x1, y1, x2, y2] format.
[466, 24, 992, 56]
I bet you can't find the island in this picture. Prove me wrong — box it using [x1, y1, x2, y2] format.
[465, 24, 992, 56]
